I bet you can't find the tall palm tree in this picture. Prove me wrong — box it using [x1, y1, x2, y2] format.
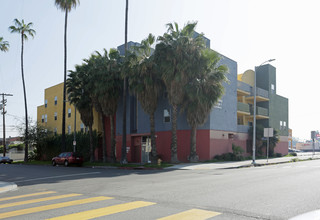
[55, 0, 80, 152]
[128, 34, 163, 163]
[0, 37, 9, 52]
[185, 49, 228, 162]
[67, 64, 95, 162]
[93, 49, 123, 163]
[9, 18, 36, 162]
[121, 0, 129, 164]
[154, 22, 204, 163]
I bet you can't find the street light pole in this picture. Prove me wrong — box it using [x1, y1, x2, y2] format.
[252, 59, 275, 164]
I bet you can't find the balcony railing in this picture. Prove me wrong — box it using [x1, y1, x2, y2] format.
[237, 125, 250, 133]
[237, 102, 250, 113]
[250, 106, 269, 116]
[256, 87, 269, 99]
[237, 81, 251, 93]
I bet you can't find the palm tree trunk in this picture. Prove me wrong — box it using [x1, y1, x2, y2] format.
[121, 0, 129, 164]
[150, 112, 157, 164]
[171, 104, 178, 163]
[89, 125, 94, 162]
[62, 8, 68, 152]
[21, 34, 29, 163]
[189, 124, 199, 162]
[100, 113, 107, 163]
[110, 115, 116, 163]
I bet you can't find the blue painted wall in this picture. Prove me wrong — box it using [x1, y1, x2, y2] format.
[209, 55, 238, 132]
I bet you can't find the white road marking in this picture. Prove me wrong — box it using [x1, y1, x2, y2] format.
[15, 172, 101, 183]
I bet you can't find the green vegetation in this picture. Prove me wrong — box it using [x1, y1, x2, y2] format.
[0, 37, 9, 52]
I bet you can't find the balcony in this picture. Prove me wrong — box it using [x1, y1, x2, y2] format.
[248, 106, 269, 119]
[237, 102, 250, 115]
[237, 125, 250, 133]
[237, 81, 251, 96]
[245, 87, 269, 104]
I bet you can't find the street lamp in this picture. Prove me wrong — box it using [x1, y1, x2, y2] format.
[252, 59, 275, 164]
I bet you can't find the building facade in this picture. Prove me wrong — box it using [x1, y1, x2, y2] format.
[37, 83, 101, 135]
[37, 38, 289, 163]
[113, 41, 289, 163]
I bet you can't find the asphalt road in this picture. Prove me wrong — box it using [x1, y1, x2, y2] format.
[1, 160, 320, 219]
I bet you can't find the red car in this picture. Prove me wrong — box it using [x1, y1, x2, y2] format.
[52, 152, 83, 167]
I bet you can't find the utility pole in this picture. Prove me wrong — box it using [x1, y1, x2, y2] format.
[1, 93, 13, 157]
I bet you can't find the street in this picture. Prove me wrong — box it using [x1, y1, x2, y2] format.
[1, 160, 320, 219]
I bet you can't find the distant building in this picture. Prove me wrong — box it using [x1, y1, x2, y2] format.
[37, 83, 101, 135]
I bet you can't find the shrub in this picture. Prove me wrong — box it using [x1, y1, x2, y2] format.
[213, 144, 245, 161]
[275, 153, 282, 157]
[289, 152, 297, 157]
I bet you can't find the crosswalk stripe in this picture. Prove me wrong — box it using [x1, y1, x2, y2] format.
[0, 196, 113, 219]
[157, 209, 221, 220]
[46, 201, 156, 220]
[0, 193, 81, 209]
[0, 191, 56, 202]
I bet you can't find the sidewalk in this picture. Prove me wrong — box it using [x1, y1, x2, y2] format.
[0, 181, 17, 194]
[166, 152, 320, 170]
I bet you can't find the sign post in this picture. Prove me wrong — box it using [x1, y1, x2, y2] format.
[264, 128, 274, 162]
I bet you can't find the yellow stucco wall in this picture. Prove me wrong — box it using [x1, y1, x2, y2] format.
[239, 69, 255, 87]
[37, 82, 101, 134]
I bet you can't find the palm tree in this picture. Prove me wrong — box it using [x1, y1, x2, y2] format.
[128, 34, 163, 163]
[55, 0, 80, 152]
[185, 49, 228, 162]
[0, 37, 9, 52]
[154, 22, 204, 163]
[9, 18, 36, 162]
[67, 64, 95, 162]
[86, 49, 122, 163]
[93, 49, 123, 163]
[121, 0, 129, 164]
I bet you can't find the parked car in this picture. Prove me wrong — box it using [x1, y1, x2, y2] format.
[0, 156, 13, 164]
[52, 152, 83, 167]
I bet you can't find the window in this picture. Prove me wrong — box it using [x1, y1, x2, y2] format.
[68, 108, 71, 118]
[214, 99, 223, 109]
[54, 112, 57, 121]
[41, 115, 44, 123]
[280, 121, 283, 130]
[164, 109, 171, 123]
[284, 121, 286, 128]
[271, 84, 275, 91]
[54, 128, 57, 135]
[80, 123, 84, 133]
[54, 96, 58, 105]
[44, 114, 47, 123]
[45, 99, 47, 108]
[68, 125, 71, 134]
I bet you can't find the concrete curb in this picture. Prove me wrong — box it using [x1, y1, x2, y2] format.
[0, 181, 17, 194]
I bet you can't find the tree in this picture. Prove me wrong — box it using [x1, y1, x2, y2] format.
[0, 37, 9, 52]
[154, 21, 204, 163]
[67, 64, 95, 162]
[121, 0, 129, 164]
[55, 0, 80, 152]
[9, 18, 36, 162]
[184, 49, 228, 162]
[88, 49, 123, 163]
[128, 34, 163, 163]
[248, 124, 279, 157]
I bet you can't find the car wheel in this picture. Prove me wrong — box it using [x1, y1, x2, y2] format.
[52, 160, 56, 166]
[64, 160, 69, 167]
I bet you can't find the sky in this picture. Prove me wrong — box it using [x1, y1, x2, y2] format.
[0, 0, 319, 141]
